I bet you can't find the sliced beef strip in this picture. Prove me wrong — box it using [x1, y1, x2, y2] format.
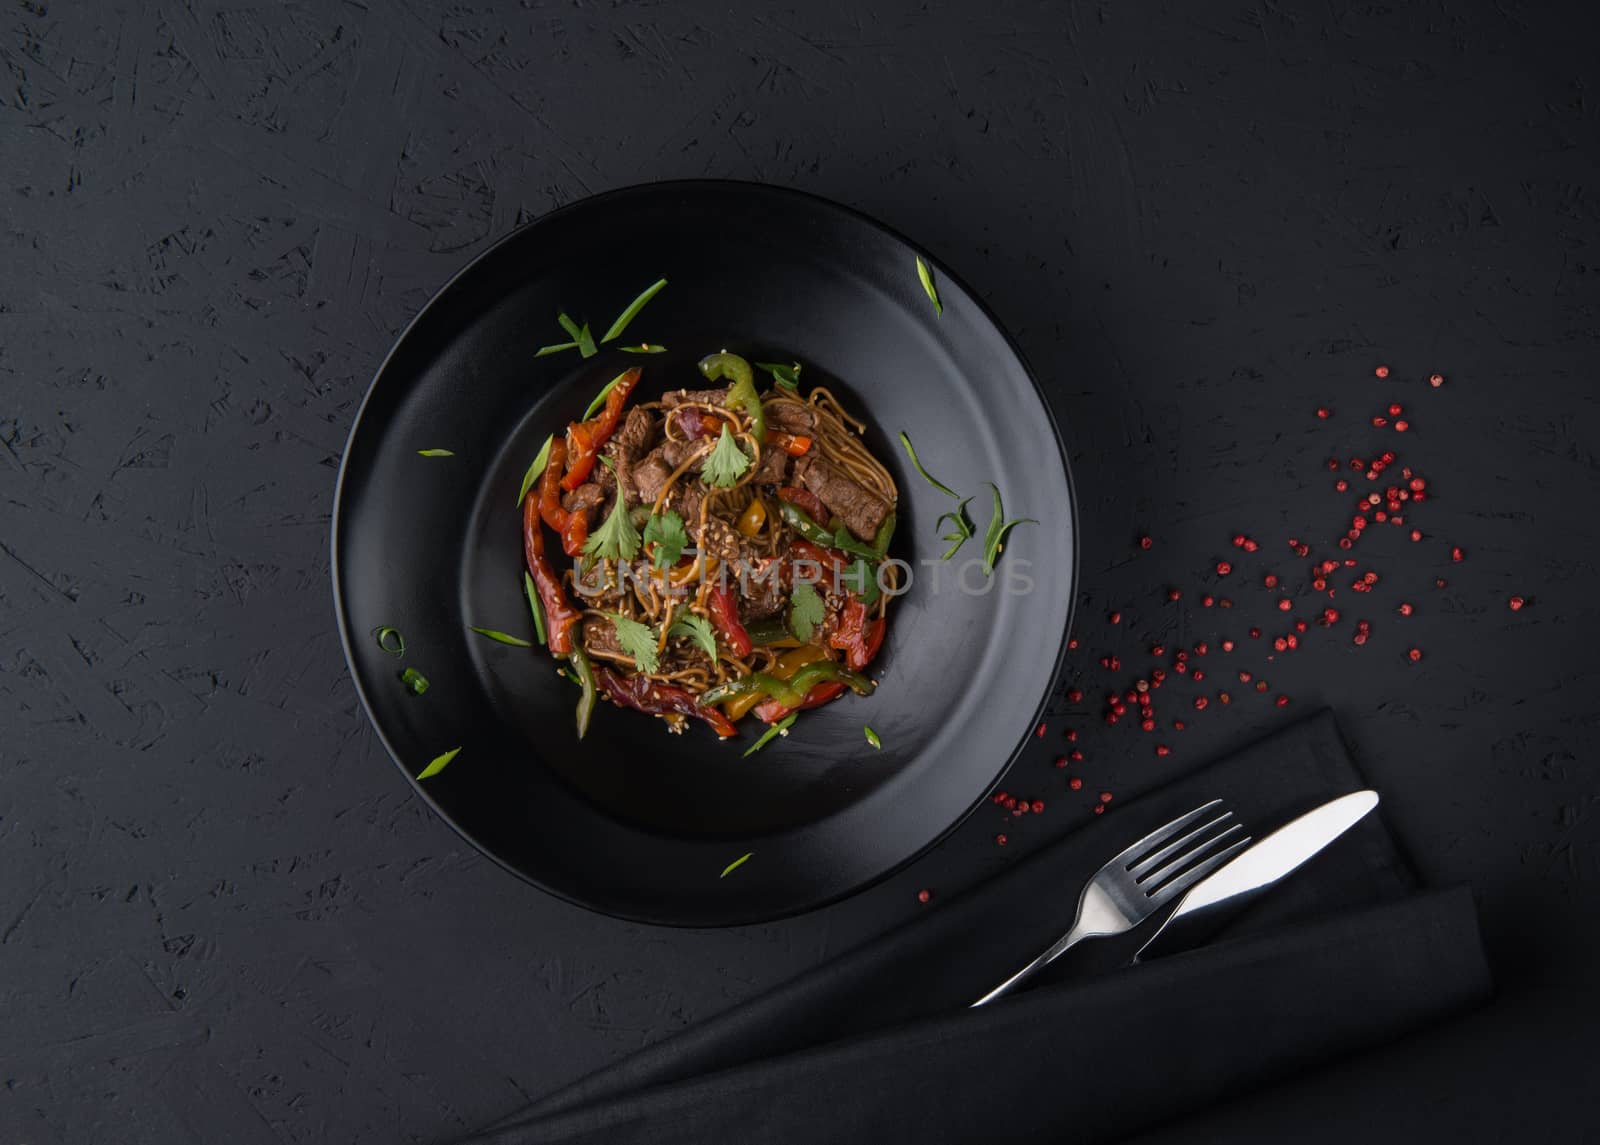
[794, 454, 891, 541]
[581, 615, 623, 658]
[694, 516, 743, 565]
[662, 387, 729, 408]
[611, 406, 656, 461]
[752, 445, 790, 486]
[660, 437, 707, 472]
[633, 447, 672, 506]
[561, 482, 607, 526]
[764, 401, 817, 435]
[739, 555, 787, 622]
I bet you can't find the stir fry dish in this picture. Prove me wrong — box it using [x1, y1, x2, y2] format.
[521, 352, 899, 742]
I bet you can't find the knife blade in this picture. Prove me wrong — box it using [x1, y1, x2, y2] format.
[1134, 789, 1379, 962]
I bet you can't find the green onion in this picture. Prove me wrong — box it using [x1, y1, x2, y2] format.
[980, 483, 1036, 575]
[523, 571, 548, 645]
[569, 647, 597, 738]
[470, 626, 533, 647]
[864, 725, 882, 749]
[755, 361, 802, 391]
[416, 448, 454, 457]
[417, 746, 461, 780]
[601, 277, 668, 342]
[535, 341, 579, 357]
[937, 496, 975, 560]
[400, 667, 430, 695]
[619, 343, 667, 354]
[557, 312, 582, 341]
[720, 852, 753, 878]
[576, 322, 598, 358]
[743, 713, 797, 758]
[916, 255, 942, 316]
[373, 626, 405, 655]
[582, 371, 629, 419]
[515, 434, 554, 506]
[898, 432, 960, 499]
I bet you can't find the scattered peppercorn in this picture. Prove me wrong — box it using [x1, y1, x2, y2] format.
[1156, 744, 1170, 757]
[996, 833, 1008, 845]
[917, 888, 932, 903]
[1275, 695, 1290, 707]
[1398, 602, 1413, 616]
[1139, 535, 1153, 550]
[1375, 365, 1389, 378]
[1408, 648, 1423, 662]
[1069, 777, 1083, 790]
[1509, 596, 1526, 611]
[1429, 373, 1444, 387]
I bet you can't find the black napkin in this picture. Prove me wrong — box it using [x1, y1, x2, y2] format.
[463, 711, 1491, 1145]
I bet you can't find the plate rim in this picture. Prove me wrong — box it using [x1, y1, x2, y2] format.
[329, 177, 1080, 926]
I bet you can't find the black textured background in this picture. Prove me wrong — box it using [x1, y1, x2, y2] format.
[4, 1, 1599, 1141]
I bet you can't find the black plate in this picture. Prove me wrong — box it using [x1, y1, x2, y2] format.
[332, 181, 1077, 926]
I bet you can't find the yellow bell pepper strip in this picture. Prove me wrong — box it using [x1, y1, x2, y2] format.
[737, 498, 767, 537]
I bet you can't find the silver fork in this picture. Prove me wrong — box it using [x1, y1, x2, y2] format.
[970, 799, 1249, 1007]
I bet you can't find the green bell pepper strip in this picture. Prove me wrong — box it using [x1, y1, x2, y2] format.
[699, 662, 874, 710]
[744, 618, 794, 646]
[700, 671, 803, 710]
[778, 500, 842, 549]
[697, 351, 765, 440]
[568, 647, 597, 739]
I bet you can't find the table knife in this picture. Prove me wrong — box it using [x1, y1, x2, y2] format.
[1133, 788, 1379, 962]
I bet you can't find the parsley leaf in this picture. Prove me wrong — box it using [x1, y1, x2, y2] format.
[789, 584, 826, 642]
[583, 495, 641, 563]
[604, 613, 660, 674]
[667, 613, 717, 659]
[643, 509, 689, 571]
[702, 424, 751, 487]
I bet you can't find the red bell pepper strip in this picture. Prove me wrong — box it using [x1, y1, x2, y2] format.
[594, 665, 738, 738]
[765, 430, 813, 457]
[830, 597, 886, 672]
[562, 367, 642, 490]
[523, 491, 582, 655]
[537, 438, 589, 557]
[753, 680, 848, 724]
[707, 583, 753, 658]
[777, 485, 829, 525]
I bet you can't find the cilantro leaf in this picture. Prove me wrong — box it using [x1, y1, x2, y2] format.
[841, 559, 882, 606]
[583, 495, 641, 563]
[604, 613, 660, 674]
[702, 424, 752, 487]
[667, 613, 717, 659]
[643, 509, 689, 571]
[789, 584, 826, 642]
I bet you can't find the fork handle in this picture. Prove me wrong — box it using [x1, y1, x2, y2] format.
[969, 922, 1091, 1007]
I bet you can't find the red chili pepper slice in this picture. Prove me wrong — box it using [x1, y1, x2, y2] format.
[594, 665, 737, 738]
[777, 485, 829, 525]
[707, 583, 753, 658]
[523, 491, 581, 655]
[562, 368, 641, 490]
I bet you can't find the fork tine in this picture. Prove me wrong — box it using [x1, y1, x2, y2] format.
[1139, 822, 1247, 891]
[1145, 835, 1253, 903]
[1115, 798, 1224, 869]
[1128, 812, 1236, 881]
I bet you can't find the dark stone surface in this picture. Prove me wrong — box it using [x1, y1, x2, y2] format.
[2, 1, 1596, 1141]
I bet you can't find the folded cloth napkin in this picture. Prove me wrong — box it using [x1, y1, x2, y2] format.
[462, 710, 1491, 1145]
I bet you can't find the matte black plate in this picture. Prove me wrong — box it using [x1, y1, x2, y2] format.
[332, 181, 1077, 926]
